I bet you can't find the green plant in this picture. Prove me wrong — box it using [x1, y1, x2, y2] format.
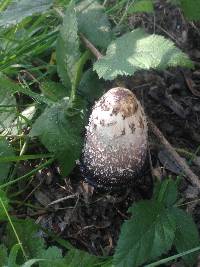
[0, 0, 200, 266]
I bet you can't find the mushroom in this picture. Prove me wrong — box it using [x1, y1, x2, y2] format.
[82, 87, 148, 188]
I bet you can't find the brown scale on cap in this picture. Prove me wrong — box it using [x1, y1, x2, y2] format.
[82, 87, 148, 188]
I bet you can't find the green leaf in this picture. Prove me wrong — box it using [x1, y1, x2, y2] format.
[76, 0, 112, 48]
[94, 29, 193, 80]
[8, 244, 21, 267]
[64, 248, 100, 267]
[56, 3, 80, 88]
[0, 73, 51, 106]
[30, 98, 86, 176]
[0, 76, 17, 133]
[5, 219, 45, 259]
[39, 246, 63, 267]
[0, 189, 9, 220]
[0, 0, 53, 27]
[171, 207, 200, 265]
[0, 137, 15, 183]
[153, 178, 178, 207]
[180, 0, 200, 21]
[22, 259, 46, 267]
[56, 36, 71, 89]
[40, 81, 70, 102]
[128, 0, 154, 14]
[78, 69, 105, 103]
[114, 200, 176, 267]
[0, 244, 8, 265]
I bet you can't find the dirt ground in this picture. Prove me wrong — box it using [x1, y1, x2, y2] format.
[11, 0, 200, 263]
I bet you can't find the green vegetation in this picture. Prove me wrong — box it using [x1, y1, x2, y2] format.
[0, 0, 200, 266]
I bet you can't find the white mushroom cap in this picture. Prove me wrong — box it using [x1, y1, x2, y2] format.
[82, 87, 148, 187]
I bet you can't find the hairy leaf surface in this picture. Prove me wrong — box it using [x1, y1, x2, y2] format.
[94, 29, 193, 80]
[0, 0, 53, 27]
[56, 3, 80, 88]
[171, 207, 200, 265]
[30, 98, 86, 176]
[76, 0, 112, 48]
[114, 200, 176, 267]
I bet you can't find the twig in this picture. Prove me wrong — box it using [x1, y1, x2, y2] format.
[79, 33, 102, 60]
[148, 119, 200, 190]
[80, 34, 200, 191]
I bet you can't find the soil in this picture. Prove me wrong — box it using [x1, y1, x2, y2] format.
[10, 0, 200, 265]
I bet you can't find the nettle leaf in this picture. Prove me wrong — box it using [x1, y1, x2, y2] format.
[56, 3, 80, 88]
[0, 0, 53, 27]
[171, 207, 199, 265]
[78, 69, 105, 104]
[94, 29, 193, 80]
[39, 246, 63, 267]
[30, 98, 86, 176]
[76, 0, 112, 49]
[153, 178, 178, 207]
[64, 248, 100, 267]
[0, 73, 51, 106]
[0, 189, 10, 220]
[40, 81, 70, 102]
[0, 137, 14, 183]
[114, 200, 176, 267]
[6, 219, 45, 259]
[180, 0, 200, 21]
[128, 0, 154, 14]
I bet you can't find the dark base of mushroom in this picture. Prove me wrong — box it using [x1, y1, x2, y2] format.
[79, 155, 153, 198]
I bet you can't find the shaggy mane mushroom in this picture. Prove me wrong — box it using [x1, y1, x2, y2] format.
[82, 87, 148, 188]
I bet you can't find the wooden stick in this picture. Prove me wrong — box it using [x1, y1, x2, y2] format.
[148, 119, 200, 189]
[80, 34, 200, 190]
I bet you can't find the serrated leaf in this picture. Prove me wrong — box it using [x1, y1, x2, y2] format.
[56, 36, 71, 88]
[78, 69, 105, 103]
[0, 73, 51, 106]
[39, 246, 63, 267]
[30, 98, 86, 176]
[153, 178, 178, 207]
[180, 0, 200, 21]
[0, 137, 15, 183]
[64, 248, 100, 267]
[128, 0, 154, 14]
[114, 200, 176, 267]
[5, 219, 45, 260]
[0, 0, 53, 27]
[0, 189, 9, 220]
[76, 0, 112, 49]
[171, 207, 199, 265]
[56, 3, 80, 87]
[94, 29, 193, 80]
[40, 81, 70, 102]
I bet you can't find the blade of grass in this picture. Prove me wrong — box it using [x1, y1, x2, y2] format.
[0, 195, 27, 260]
[0, 153, 54, 162]
[0, 158, 54, 190]
[145, 246, 200, 267]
